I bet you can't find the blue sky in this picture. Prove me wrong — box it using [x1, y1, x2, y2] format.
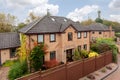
[0, 0, 120, 23]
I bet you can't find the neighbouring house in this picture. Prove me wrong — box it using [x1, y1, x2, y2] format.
[88, 23, 115, 42]
[19, 15, 90, 63]
[0, 32, 20, 65]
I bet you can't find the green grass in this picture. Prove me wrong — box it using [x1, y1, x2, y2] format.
[3, 60, 18, 67]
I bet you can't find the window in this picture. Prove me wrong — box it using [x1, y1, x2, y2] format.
[99, 32, 102, 34]
[68, 32, 73, 41]
[10, 48, 16, 58]
[84, 32, 87, 38]
[50, 34, 56, 42]
[83, 44, 87, 50]
[38, 35, 44, 43]
[78, 45, 81, 51]
[77, 32, 81, 39]
[92, 32, 95, 34]
[50, 51, 56, 60]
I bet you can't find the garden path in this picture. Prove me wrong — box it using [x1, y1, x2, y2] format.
[0, 67, 9, 80]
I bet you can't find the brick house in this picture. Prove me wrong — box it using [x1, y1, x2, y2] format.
[0, 32, 20, 65]
[19, 16, 90, 63]
[88, 23, 115, 42]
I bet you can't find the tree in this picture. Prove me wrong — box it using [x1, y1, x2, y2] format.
[25, 12, 40, 24]
[81, 19, 95, 26]
[16, 33, 28, 63]
[95, 18, 103, 23]
[0, 13, 16, 32]
[30, 44, 48, 71]
[16, 23, 26, 31]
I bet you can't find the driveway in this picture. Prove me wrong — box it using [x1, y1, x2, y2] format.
[104, 54, 120, 80]
[0, 67, 10, 80]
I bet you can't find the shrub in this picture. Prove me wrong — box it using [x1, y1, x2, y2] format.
[30, 45, 44, 71]
[80, 50, 89, 58]
[88, 51, 99, 58]
[8, 61, 28, 80]
[44, 59, 59, 69]
[91, 38, 118, 62]
[73, 48, 81, 61]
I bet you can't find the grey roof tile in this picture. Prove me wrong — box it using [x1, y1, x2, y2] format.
[19, 16, 88, 34]
[88, 23, 110, 31]
[0, 32, 20, 49]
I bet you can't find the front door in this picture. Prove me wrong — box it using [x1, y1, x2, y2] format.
[66, 49, 73, 62]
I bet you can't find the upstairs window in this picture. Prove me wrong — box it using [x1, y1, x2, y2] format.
[50, 51, 56, 60]
[92, 32, 95, 34]
[38, 34, 44, 43]
[50, 34, 56, 42]
[84, 32, 87, 38]
[68, 32, 73, 41]
[77, 32, 81, 39]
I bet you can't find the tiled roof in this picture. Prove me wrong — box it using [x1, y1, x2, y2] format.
[19, 16, 89, 34]
[87, 23, 110, 31]
[0, 32, 20, 49]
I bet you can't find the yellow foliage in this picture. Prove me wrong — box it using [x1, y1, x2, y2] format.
[88, 52, 99, 58]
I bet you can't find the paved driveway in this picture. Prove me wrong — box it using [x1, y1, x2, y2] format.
[0, 67, 9, 80]
[104, 54, 120, 80]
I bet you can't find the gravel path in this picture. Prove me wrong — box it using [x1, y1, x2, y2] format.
[0, 67, 10, 80]
[104, 54, 120, 80]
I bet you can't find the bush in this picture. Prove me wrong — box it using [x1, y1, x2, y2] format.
[88, 51, 99, 58]
[30, 45, 44, 71]
[80, 50, 89, 58]
[3, 60, 18, 67]
[8, 61, 28, 80]
[73, 48, 81, 61]
[91, 38, 118, 62]
[44, 59, 59, 69]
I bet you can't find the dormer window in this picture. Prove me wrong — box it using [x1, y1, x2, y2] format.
[64, 19, 67, 22]
[51, 18, 55, 21]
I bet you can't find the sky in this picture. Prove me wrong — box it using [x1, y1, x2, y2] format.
[0, 0, 120, 23]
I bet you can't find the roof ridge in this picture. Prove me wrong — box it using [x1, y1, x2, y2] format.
[24, 16, 47, 33]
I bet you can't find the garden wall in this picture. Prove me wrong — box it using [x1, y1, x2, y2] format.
[16, 51, 113, 80]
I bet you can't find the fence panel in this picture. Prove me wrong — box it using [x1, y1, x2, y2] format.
[67, 60, 83, 80]
[41, 65, 66, 80]
[16, 51, 113, 80]
[83, 57, 96, 76]
[16, 71, 41, 80]
[95, 54, 105, 70]
[105, 51, 112, 65]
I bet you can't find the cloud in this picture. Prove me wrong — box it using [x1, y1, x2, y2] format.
[6, 0, 48, 8]
[3, 0, 59, 22]
[110, 15, 120, 22]
[29, 4, 59, 17]
[67, 5, 99, 22]
[109, 0, 120, 9]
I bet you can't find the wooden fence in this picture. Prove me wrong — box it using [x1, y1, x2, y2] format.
[16, 51, 113, 80]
